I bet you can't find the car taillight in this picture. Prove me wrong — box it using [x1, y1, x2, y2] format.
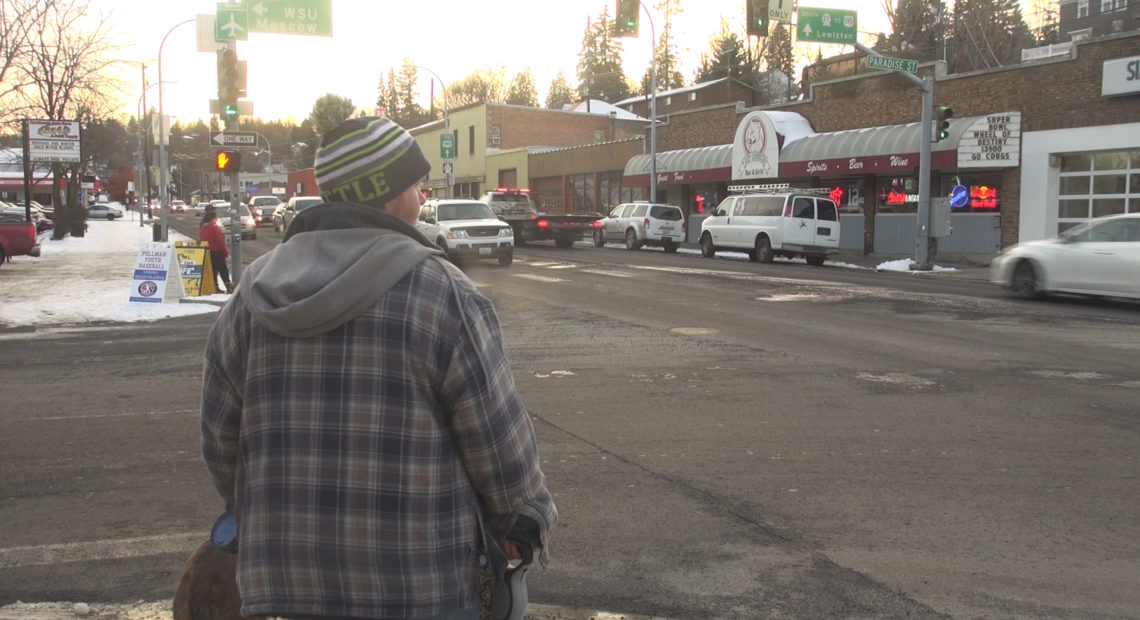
[536, 219, 549, 228]
[642, 217, 649, 230]
[592, 219, 603, 228]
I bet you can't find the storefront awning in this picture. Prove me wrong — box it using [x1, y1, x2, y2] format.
[778, 118, 966, 177]
[623, 144, 731, 186]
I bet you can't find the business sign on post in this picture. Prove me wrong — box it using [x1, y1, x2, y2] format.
[243, 0, 333, 36]
[27, 120, 81, 164]
[796, 7, 858, 44]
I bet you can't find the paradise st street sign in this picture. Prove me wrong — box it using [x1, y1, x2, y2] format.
[796, 7, 858, 44]
[867, 55, 919, 73]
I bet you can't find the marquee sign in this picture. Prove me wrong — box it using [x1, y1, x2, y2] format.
[957, 112, 1020, 168]
[780, 151, 957, 177]
[731, 111, 781, 180]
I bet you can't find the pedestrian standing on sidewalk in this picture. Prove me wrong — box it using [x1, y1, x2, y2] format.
[199, 116, 556, 620]
[198, 210, 233, 294]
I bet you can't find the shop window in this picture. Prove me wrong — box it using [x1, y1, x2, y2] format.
[567, 173, 595, 214]
[878, 177, 919, 214]
[1093, 174, 1127, 194]
[1060, 154, 1091, 172]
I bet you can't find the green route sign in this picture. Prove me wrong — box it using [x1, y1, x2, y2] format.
[242, 0, 332, 36]
[440, 134, 455, 160]
[796, 7, 858, 44]
[867, 55, 919, 73]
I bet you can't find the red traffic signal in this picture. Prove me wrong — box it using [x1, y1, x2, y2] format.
[215, 150, 240, 172]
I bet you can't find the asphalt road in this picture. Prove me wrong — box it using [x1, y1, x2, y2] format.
[2, 217, 1138, 619]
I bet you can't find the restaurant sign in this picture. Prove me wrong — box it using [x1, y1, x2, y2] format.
[957, 111, 1020, 168]
[731, 111, 781, 180]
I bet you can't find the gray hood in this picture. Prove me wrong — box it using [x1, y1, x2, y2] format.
[242, 227, 442, 338]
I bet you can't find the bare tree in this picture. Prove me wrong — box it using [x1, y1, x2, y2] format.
[12, 0, 124, 237]
[0, 0, 49, 123]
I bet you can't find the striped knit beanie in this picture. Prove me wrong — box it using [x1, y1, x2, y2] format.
[314, 117, 430, 209]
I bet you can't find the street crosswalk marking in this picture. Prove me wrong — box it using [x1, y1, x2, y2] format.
[580, 269, 633, 277]
[514, 273, 566, 283]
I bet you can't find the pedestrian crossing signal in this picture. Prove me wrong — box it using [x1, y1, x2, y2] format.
[215, 150, 240, 172]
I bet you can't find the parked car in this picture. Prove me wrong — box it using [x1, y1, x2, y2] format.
[989, 213, 1140, 300]
[416, 199, 514, 266]
[87, 203, 124, 220]
[275, 196, 323, 233]
[169, 199, 187, 213]
[193, 201, 208, 216]
[248, 195, 282, 225]
[0, 202, 52, 233]
[698, 187, 840, 266]
[592, 202, 686, 252]
[217, 203, 258, 240]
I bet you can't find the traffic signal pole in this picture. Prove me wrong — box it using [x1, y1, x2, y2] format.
[156, 19, 195, 242]
[227, 116, 243, 286]
[853, 41, 936, 270]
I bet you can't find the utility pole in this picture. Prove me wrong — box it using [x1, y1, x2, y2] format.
[853, 41, 936, 270]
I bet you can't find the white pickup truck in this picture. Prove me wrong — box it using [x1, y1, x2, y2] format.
[416, 198, 514, 266]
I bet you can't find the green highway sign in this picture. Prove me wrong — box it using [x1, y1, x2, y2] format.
[796, 7, 858, 44]
[867, 55, 919, 73]
[215, 4, 249, 41]
[440, 134, 455, 160]
[243, 0, 333, 36]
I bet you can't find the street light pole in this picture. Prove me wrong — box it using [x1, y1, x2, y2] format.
[414, 65, 450, 198]
[641, 4, 658, 203]
[156, 18, 195, 242]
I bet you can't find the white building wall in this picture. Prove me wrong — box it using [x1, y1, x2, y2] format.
[1020, 122, 1140, 243]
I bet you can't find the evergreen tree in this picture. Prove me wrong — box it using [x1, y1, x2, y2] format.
[694, 19, 758, 84]
[395, 61, 432, 128]
[505, 69, 539, 107]
[545, 72, 575, 109]
[951, 0, 1035, 71]
[639, 0, 685, 95]
[880, 0, 947, 60]
[577, 8, 632, 103]
[762, 22, 797, 101]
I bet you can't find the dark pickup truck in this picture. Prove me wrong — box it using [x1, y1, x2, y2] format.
[0, 210, 41, 268]
[479, 189, 601, 249]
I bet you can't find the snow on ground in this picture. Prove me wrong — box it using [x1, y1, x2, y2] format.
[0, 219, 224, 328]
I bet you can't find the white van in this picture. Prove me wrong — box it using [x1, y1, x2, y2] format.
[698, 187, 840, 266]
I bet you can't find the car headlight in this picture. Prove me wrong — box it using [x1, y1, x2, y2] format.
[499, 227, 513, 237]
[447, 229, 469, 240]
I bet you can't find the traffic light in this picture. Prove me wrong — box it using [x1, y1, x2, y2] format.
[216, 47, 245, 120]
[933, 105, 953, 142]
[215, 150, 240, 172]
[746, 0, 769, 37]
[614, 0, 639, 37]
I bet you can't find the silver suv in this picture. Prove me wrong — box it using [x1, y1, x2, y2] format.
[592, 202, 686, 253]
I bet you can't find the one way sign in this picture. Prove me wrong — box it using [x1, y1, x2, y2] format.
[211, 131, 257, 146]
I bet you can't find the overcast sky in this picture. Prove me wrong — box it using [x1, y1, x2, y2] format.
[103, 0, 905, 124]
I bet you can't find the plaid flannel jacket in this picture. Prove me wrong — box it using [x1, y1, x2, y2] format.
[200, 255, 555, 619]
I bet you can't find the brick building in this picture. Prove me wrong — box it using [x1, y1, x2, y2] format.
[527, 31, 1140, 258]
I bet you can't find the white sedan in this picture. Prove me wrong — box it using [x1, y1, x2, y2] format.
[87, 203, 123, 220]
[990, 213, 1140, 300]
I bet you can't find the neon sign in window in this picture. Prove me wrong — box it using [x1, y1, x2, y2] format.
[970, 185, 998, 210]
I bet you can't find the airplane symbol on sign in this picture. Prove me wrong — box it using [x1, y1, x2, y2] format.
[220, 14, 246, 38]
